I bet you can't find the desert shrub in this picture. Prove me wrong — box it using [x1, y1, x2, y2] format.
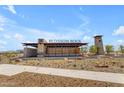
[105, 45, 114, 54]
[0, 54, 11, 63]
[73, 64, 77, 67]
[119, 45, 124, 54]
[81, 67, 84, 70]
[94, 61, 100, 65]
[89, 45, 97, 54]
[80, 46, 88, 54]
[120, 66, 124, 68]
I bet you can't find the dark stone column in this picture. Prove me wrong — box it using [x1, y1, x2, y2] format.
[94, 35, 105, 55]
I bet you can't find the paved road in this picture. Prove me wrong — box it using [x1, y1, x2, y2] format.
[0, 64, 124, 84]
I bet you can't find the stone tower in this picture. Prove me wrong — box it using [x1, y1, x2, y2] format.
[37, 39, 47, 57]
[94, 35, 104, 55]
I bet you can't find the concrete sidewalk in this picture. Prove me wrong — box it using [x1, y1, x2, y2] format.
[0, 64, 124, 84]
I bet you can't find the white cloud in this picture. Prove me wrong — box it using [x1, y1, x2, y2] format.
[0, 15, 6, 23]
[0, 15, 6, 32]
[0, 27, 4, 32]
[113, 26, 124, 35]
[78, 15, 89, 29]
[27, 14, 90, 40]
[0, 40, 7, 45]
[14, 33, 24, 41]
[3, 34, 11, 39]
[18, 14, 26, 19]
[4, 5, 17, 14]
[112, 40, 124, 51]
[28, 29, 57, 39]
[117, 40, 124, 45]
[0, 14, 16, 32]
[4, 6, 27, 19]
[82, 35, 91, 42]
[0, 45, 5, 49]
[28, 27, 85, 40]
[26, 41, 32, 43]
[0, 13, 91, 50]
[20, 14, 25, 18]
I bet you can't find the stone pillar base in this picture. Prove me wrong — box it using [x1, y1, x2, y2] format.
[37, 55, 44, 58]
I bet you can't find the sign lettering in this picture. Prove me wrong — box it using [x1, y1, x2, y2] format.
[49, 40, 81, 43]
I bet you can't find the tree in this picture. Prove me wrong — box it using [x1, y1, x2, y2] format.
[80, 46, 88, 54]
[119, 45, 124, 54]
[105, 45, 114, 54]
[89, 45, 97, 54]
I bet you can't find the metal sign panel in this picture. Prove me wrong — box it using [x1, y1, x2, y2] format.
[49, 40, 81, 43]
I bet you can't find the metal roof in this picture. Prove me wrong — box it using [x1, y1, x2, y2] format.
[94, 35, 103, 38]
[22, 42, 88, 47]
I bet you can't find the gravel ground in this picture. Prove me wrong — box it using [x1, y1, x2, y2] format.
[1, 54, 124, 73]
[16, 58, 124, 74]
[0, 72, 124, 87]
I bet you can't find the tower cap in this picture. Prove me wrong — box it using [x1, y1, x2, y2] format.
[94, 35, 103, 38]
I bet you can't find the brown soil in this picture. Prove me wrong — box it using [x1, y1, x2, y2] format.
[16, 58, 124, 74]
[1, 54, 124, 73]
[0, 72, 123, 87]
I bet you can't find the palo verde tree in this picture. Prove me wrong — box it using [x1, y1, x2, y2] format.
[80, 46, 88, 54]
[119, 45, 124, 54]
[105, 45, 114, 54]
[89, 45, 97, 54]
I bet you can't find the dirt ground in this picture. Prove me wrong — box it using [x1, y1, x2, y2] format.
[0, 72, 123, 87]
[0, 55, 124, 87]
[1, 54, 124, 73]
[14, 57, 124, 74]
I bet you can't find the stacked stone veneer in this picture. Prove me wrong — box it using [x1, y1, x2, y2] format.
[37, 39, 47, 57]
[24, 47, 37, 57]
[94, 35, 104, 55]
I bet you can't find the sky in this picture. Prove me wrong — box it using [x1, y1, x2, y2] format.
[0, 5, 124, 51]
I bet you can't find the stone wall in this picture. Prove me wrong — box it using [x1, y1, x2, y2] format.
[24, 48, 37, 57]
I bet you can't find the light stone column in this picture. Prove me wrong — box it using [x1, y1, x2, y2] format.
[37, 39, 47, 57]
[37, 43, 46, 57]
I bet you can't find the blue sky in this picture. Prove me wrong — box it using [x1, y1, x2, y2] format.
[0, 5, 124, 51]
